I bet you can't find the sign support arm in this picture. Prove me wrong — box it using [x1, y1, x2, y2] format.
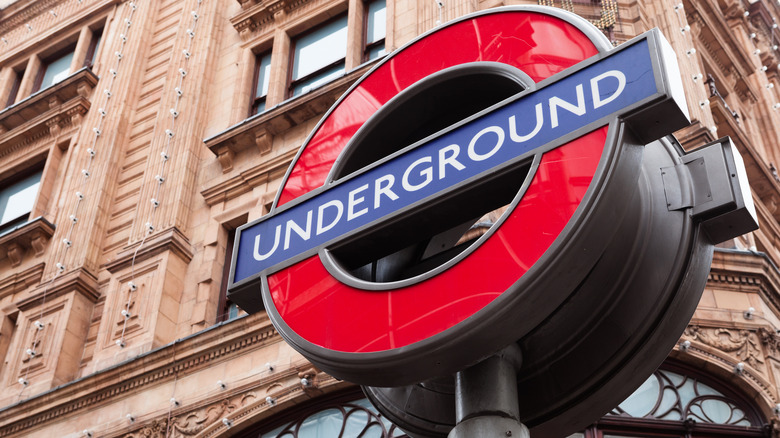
[449, 345, 529, 438]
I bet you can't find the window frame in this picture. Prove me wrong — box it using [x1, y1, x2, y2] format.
[83, 27, 104, 69]
[217, 214, 251, 323]
[287, 13, 349, 98]
[0, 163, 45, 235]
[587, 361, 768, 438]
[4, 67, 24, 108]
[32, 44, 77, 94]
[362, 0, 387, 62]
[250, 50, 273, 116]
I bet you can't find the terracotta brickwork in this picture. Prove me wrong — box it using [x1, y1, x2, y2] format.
[0, 0, 777, 436]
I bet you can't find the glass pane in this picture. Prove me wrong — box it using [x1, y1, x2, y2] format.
[298, 408, 344, 437]
[90, 32, 102, 66]
[655, 386, 681, 421]
[699, 399, 732, 424]
[255, 52, 272, 99]
[40, 51, 74, 90]
[366, 44, 386, 61]
[0, 170, 42, 226]
[227, 302, 240, 320]
[343, 408, 369, 437]
[617, 373, 660, 417]
[292, 16, 348, 81]
[261, 423, 291, 437]
[291, 62, 344, 96]
[366, 0, 386, 45]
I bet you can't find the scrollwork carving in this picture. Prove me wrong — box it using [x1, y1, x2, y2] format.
[123, 419, 168, 438]
[683, 325, 765, 369]
[758, 327, 780, 354]
[170, 399, 238, 436]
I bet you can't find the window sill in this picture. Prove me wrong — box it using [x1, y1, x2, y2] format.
[0, 217, 55, 267]
[0, 67, 99, 152]
[204, 63, 372, 173]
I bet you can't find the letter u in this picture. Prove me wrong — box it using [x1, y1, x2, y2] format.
[254, 225, 281, 261]
[509, 102, 544, 142]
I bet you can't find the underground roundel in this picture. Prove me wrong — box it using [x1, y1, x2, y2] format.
[227, 6, 749, 389]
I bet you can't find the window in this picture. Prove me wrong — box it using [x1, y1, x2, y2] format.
[218, 216, 252, 322]
[289, 15, 348, 97]
[84, 28, 103, 69]
[34, 47, 75, 93]
[218, 228, 239, 322]
[249, 389, 407, 438]
[5, 67, 24, 108]
[251, 51, 272, 115]
[363, 0, 386, 62]
[584, 365, 767, 438]
[0, 168, 42, 234]
[241, 363, 767, 438]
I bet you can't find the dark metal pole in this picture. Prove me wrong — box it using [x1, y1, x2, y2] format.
[448, 345, 529, 438]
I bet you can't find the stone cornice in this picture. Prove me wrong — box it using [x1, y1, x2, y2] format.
[688, 0, 756, 79]
[708, 96, 780, 232]
[201, 147, 297, 206]
[0, 262, 43, 302]
[0, 68, 98, 156]
[15, 266, 99, 310]
[0, 217, 55, 268]
[230, 0, 323, 41]
[0, 314, 283, 437]
[103, 227, 194, 273]
[708, 249, 780, 315]
[0, 0, 61, 33]
[111, 365, 348, 438]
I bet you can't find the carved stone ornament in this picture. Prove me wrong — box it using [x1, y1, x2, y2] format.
[123, 419, 168, 438]
[167, 392, 257, 437]
[171, 399, 239, 436]
[683, 325, 765, 369]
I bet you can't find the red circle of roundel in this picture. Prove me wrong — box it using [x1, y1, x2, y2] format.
[268, 10, 607, 353]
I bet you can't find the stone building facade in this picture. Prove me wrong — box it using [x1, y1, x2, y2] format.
[0, 0, 777, 436]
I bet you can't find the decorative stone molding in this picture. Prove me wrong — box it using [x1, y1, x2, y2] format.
[0, 68, 98, 157]
[675, 332, 778, 405]
[707, 249, 780, 320]
[688, 0, 755, 79]
[0, 217, 55, 268]
[758, 327, 780, 354]
[170, 393, 253, 436]
[709, 90, 780, 230]
[0, 315, 282, 437]
[103, 227, 194, 273]
[123, 419, 168, 438]
[204, 64, 371, 173]
[15, 266, 99, 311]
[231, 0, 291, 38]
[195, 369, 346, 438]
[201, 147, 296, 206]
[0, 0, 64, 34]
[113, 363, 343, 438]
[683, 325, 765, 370]
[0, 262, 43, 301]
[230, 0, 323, 39]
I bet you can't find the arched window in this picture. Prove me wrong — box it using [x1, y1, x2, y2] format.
[585, 363, 768, 438]
[240, 389, 408, 438]
[244, 364, 768, 438]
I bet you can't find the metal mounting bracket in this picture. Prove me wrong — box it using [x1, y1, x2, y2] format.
[661, 136, 757, 243]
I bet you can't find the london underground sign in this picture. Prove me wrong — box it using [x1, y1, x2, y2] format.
[233, 40, 653, 280]
[228, 6, 757, 436]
